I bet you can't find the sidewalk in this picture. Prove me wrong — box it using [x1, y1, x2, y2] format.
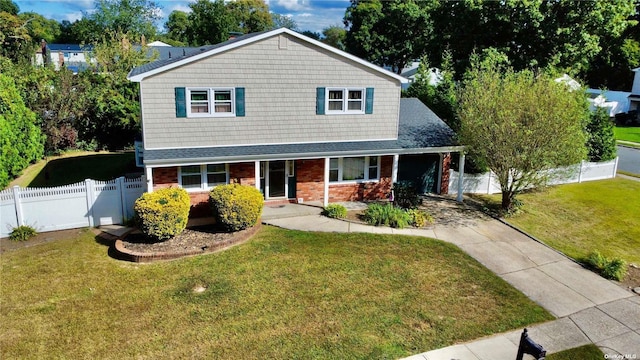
[262, 205, 639, 359]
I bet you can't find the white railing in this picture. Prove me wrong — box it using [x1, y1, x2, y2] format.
[0, 176, 145, 238]
[448, 158, 618, 195]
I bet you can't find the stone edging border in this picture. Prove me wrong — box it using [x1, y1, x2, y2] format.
[112, 223, 262, 263]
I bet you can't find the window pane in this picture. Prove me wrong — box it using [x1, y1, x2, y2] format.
[369, 157, 378, 166]
[182, 165, 200, 174]
[348, 90, 362, 99]
[214, 91, 231, 101]
[191, 103, 209, 113]
[214, 103, 232, 113]
[182, 174, 201, 188]
[348, 101, 362, 110]
[329, 169, 339, 182]
[191, 91, 208, 101]
[207, 173, 226, 186]
[342, 157, 365, 180]
[328, 90, 343, 100]
[330, 158, 339, 169]
[207, 164, 225, 173]
[368, 167, 378, 179]
[328, 101, 343, 111]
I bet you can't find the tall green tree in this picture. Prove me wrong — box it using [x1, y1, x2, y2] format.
[0, 10, 33, 63]
[227, 0, 273, 33]
[457, 65, 589, 210]
[321, 25, 346, 50]
[187, 0, 236, 45]
[57, 18, 102, 44]
[0, 0, 18, 15]
[164, 10, 190, 44]
[19, 12, 61, 44]
[344, 0, 434, 73]
[271, 13, 297, 30]
[89, 0, 161, 40]
[586, 107, 617, 162]
[0, 69, 44, 188]
[427, 0, 636, 80]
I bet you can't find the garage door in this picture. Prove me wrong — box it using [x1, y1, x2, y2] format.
[398, 154, 439, 194]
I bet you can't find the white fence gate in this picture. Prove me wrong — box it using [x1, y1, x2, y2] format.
[448, 158, 619, 195]
[1, 176, 145, 238]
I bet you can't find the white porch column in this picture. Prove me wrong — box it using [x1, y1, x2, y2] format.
[457, 153, 465, 202]
[145, 167, 153, 193]
[391, 154, 399, 184]
[323, 157, 330, 207]
[254, 161, 261, 191]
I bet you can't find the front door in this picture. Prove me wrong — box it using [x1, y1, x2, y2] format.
[268, 160, 286, 198]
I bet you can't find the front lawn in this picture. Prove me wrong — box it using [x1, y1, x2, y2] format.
[614, 125, 640, 143]
[0, 227, 552, 359]
[546, 344, 604, 360]
[489, 178, 640, 265]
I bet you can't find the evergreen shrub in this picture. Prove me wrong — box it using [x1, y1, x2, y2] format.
[210, 184, 264, 232]
[134, 187, 190, 241]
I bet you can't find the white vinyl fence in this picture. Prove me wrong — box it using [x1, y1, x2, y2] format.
[448, 158, 618, 195]
[1, 176, 145, 238]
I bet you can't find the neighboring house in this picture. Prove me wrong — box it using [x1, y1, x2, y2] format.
[400, 61, 441, 90]
[585, 90, 629, 117]
[127, 28, 463, 215]
[34, 42, 95, 73]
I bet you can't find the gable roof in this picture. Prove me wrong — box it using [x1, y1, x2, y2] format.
[127, 28, 408, 84]
[142, 98, 459, 166]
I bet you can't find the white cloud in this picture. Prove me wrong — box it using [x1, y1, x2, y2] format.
[170, 4, 192, 13]
[65, 11, 83, 22]
[275, 0, 309, 12]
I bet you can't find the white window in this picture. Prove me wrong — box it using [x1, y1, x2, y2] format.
[179, 164, 229, 191]
[187, 88, 235, 117]
[326, 88, 365, 114]
[329, 156, 380, 183]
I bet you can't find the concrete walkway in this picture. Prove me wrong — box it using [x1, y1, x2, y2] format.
[262, 204, 639, 359]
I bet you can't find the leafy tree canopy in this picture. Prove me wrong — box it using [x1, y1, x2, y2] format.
[89, 0, 161, 40]
[0, 0, 18, 15]
[272, 13, 297, 30]
[164, 10, 190, 44]
[227, 0, 273, 33]
[187, 0, 237, 45]
[322, 25, 346, 50]
[457, 62, 589, 210]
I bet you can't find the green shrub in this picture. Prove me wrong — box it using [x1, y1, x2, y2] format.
[134, 187, 190, 241]
[363, 203, 411, 229]
[322, 204, 347, 219]
[586, 250, 627, 281]
[392, 181, 422, 209]
[210, 184, 264, 232]
[9, 225, 37, 241]
[407, 209, 434, 227]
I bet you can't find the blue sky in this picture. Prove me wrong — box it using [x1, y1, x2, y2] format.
[14, 0, 349, 34]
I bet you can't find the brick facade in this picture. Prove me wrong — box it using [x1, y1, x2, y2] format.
[440, 153, 451, 195]
[229, 162, 256, 186]
[295, 159, 325, 202]
[328, 156, 393, 202]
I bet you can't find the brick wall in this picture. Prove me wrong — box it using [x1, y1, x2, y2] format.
[296, 159, 325, 202]
[229, 162, 256, 186]
[152, 167, 178, 188]
[440, 153, 451, 195]
[328, 156, 393, 202]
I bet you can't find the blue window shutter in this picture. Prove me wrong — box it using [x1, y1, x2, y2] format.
[235, 87, 245, 117]
[365, 87, 374, 114]
[175, 87, 186, 118]
[316, 87, 325, 115]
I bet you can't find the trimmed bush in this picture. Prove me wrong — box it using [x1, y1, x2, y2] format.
[210, 184, 264, 232]
[9, 225, 37, 241]
[134, 187, 190, 241]
[392, 181, 422, 209]
[586, 250, 627, 281]
[407, 209, 434, 227]
[363, 203, 411, 229]
[322, 204, 347, 219]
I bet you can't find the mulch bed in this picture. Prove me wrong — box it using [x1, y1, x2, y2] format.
[114, 223, 261, 263]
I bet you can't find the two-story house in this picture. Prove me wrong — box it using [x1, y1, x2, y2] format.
[127, 28, 463, 215]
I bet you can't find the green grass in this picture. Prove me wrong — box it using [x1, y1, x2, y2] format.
[485, 178, 640, 265]
[546, 344, 604, 359]
[24, 152, 139, 187]
[614, 126, 640, 143]
[0, 227, 552, 359]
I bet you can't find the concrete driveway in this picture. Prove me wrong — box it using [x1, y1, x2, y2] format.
[618, 145, 640, 175]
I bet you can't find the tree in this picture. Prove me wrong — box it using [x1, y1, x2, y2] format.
[586, 107, 617, 162]
[57, 18, 102, 44]
[426, 0, 636, 81]
[89, 0, 161, 40]
[271, 13, 297, 30]
[300, 30, 320, 40]
[0, 0, 18, 15]
[19, 12, 61, 44]
[164, 10, 190, 44]
[227, 0, 273, 34]
[187, 0, 236, 45]
[457, 65, 589, 210]
[0, 11, 33, 63]
[321, 25, 345, 50]
[344, 0, 434, 73]
[0, 70, 44, 188]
